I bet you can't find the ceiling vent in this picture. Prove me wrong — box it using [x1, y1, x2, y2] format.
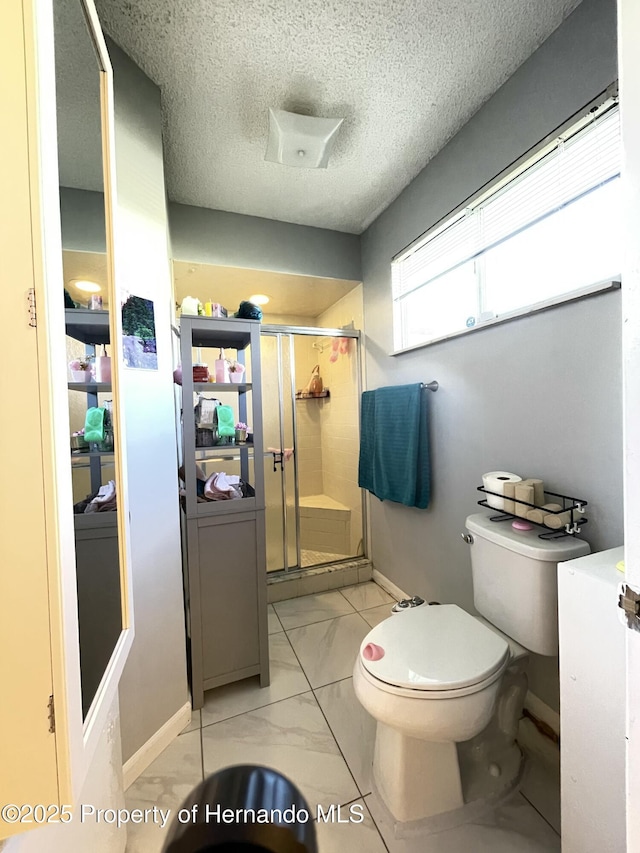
[265, 108, 344, 169]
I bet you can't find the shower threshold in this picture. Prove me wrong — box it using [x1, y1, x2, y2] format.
[266, 556, 372, 603]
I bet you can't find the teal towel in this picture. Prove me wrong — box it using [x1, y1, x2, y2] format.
[84, 407, 105, 443]
[216, 405, 236, 437]
[358, 383, 430, 509]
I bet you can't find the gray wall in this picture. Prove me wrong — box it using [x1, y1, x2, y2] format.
[60, 187, 106, 252]
[108, 39, 189, 761]
[360, 0, 621, 712]
[169, 203, 361, 281]
[60, 189, 361, 283]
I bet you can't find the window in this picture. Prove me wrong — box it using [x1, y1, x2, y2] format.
[392, 103, 621, 351]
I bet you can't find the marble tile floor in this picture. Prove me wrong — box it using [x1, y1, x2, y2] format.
[124, 582, 559, 853]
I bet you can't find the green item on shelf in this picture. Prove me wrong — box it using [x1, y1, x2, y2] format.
[84, 406, 105, 442]
[216, 405, 235, 437]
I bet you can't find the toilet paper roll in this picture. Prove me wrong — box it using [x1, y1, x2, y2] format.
[527, 502, 562, 525]
[527, 478, 545, 507]
[544, 506, 587, 530]
[503, 481, 517, 514]
[482, 472, 523, 510]
[514, 483, 535, 518]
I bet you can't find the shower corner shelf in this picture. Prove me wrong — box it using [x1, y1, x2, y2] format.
[178, 315, 269, 709]
[477, 485, 589, 540]
[295, 389, 330, 399]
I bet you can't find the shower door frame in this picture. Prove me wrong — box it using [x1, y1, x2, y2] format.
[261, 324, 364, 574]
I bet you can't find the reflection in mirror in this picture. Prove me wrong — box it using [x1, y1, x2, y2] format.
[54, 0, 123, 720]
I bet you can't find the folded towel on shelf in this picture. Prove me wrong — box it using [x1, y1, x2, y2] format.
[84, 480, 117, 513]
[204, 471, 243, 500]
[215, 405, 236, 437]
[84, 406, 105, 442]
[358, 382, 430, 509]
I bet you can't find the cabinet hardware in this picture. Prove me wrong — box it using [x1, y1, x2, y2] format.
[618, 583, 640, 632]
[48, 694, 55, 734]
[28, 287, 37, 327]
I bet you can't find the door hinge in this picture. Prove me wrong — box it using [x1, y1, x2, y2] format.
[28, 288, 37, 327]
[618, 583, 640, 632]
[47, 694, 55, 734]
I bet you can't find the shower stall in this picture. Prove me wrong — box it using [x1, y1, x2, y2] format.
[260, 325, 365, 573]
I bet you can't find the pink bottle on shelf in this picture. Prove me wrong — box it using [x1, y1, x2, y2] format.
[215, 349, 229, 383]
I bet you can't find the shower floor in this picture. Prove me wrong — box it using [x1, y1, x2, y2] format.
[301, 549, 350, 568]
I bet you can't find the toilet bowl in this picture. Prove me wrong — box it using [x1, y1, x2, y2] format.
[353, 604, 513, 823]
[354, 514, 591, 825]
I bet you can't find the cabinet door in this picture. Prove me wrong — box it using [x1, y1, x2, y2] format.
[197, 514, 261, 682]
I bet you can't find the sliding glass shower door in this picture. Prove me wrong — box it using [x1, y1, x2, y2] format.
[261, 325, 364, 574]
[261, 332, 299, 572]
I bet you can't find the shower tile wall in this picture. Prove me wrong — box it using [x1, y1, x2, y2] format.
[294, 335, 324, 497]
[316, 285, 364, 556]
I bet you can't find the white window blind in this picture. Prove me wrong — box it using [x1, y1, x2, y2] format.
[392, 103, 621, 350]
[392, 106, 620, 304]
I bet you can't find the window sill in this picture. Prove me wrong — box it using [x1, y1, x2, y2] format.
[391, 279, 621, 356]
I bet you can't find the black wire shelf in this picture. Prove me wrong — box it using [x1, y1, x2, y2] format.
[477, 485, 588, 540]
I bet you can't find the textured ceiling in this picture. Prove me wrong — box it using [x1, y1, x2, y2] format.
[78, 0, 582, 234]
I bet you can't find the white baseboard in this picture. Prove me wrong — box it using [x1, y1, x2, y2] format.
[524, 690, 560, 737]
[122, 701, 192, 790]
[518, 692, 561, 833]
[519, 691, 560, 768]
[372, 568, 407, 602]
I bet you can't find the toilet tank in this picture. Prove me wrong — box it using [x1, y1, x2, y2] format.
[465, 513, 590, 656]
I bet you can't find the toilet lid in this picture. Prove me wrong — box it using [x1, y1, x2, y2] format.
[360, 605, 510, 692]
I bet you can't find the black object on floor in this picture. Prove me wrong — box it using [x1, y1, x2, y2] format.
[162, 765, 317, 852]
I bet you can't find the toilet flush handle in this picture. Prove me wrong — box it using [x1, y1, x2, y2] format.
[461, 533, 474, 545]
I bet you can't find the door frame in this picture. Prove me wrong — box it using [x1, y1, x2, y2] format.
[619, 0, 640, 847]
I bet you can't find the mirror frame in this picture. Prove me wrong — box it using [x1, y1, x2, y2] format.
[77, 0, 134, 741]
[31, 0, 135, 796]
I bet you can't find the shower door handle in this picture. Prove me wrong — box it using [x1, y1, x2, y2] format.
[272, 451, 284, 472]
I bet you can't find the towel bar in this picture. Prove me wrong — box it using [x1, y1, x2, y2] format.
[421, 381, 439, 392]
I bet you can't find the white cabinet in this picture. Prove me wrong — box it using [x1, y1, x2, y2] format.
[558, 547, 626, 853]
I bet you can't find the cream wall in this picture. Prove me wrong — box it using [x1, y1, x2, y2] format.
[294, 335, 324, 499]
[3, 696, 126, 853]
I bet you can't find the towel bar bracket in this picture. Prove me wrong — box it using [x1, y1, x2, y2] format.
[421, 381, 439, 392]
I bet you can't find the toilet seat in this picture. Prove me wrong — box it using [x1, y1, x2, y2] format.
[359, 605, 510, 696]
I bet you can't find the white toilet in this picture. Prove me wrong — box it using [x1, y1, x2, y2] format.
[353, 512, 590, 824]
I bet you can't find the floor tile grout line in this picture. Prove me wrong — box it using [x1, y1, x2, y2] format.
[313, 793, 365, 819]
[278, 626, 366, 803]
[272, 582, 394, 628]
[273, 602, 358, 629]
[307, 674, 373, 802]
[519, 789, 561, 837]
[279, 608, 365, 634]
[201, 634, 313, 731]
[268, 604, 285, 633]
[362, 794, 391, 853]
[199, 711, 205, 782]
[284, 617, 371, 690]
[200, 686, 315, 732]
